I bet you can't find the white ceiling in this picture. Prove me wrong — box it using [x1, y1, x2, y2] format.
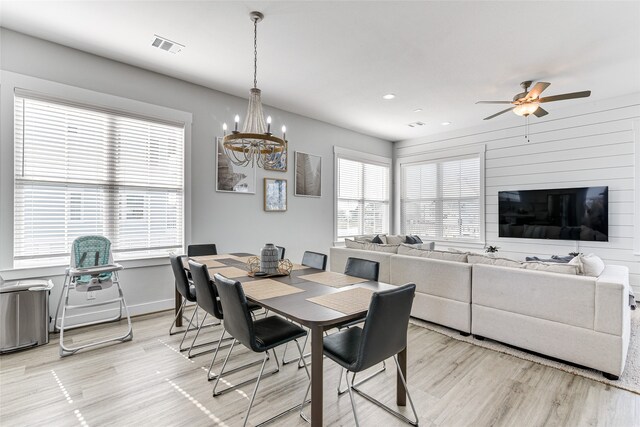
[1, 1, 639, 141]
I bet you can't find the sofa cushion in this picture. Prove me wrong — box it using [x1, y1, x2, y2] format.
[344, 239, 399, 253]
[397, 244, 468, 262]
[521, 262, 580, 275]
[467, 254, 521, 268]
[468, 254, 580, 275]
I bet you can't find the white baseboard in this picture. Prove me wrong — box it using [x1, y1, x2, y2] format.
[50, 298, 177, 330]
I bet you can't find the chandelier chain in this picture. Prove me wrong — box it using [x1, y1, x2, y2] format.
[253, 17, 258, 89]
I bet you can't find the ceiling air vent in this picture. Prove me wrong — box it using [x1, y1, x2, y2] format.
[151, 35, 184, 54]
[407, 121, 426, 128]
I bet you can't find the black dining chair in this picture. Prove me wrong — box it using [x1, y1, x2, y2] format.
[276, 245, 286, 260]
[189, 261, 264, 378]
[188, 243, 218, 257]
[168, 255, 200, 343]
[344, 257, 380, 282]
[301, 251, 327, 270]
[212, 273, 310, 426]
[300, 283, 419, 426]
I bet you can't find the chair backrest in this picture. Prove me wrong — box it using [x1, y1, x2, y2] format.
[302, 251, 327, 270]
[344, 257, 380, 282]
[213, 274, 257, 351]
[189, 260, 223, 320]
[170, 254, 194, 301]
[71, 235, 113, 283]
[354, 283, 416, 372]
[188, 244, 218, 257]
[276, 246, 286, 260]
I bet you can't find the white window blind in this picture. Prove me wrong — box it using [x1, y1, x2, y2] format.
[401, 156, 480, 241]
[14, 91, 184, 267]
[336, 157, 390, 239]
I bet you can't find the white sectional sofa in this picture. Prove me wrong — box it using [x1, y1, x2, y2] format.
[329, 245, 632, 379]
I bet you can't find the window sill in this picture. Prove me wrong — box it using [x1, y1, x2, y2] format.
[0, 255, 170, 282]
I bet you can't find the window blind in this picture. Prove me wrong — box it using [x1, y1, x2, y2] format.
[336, 157, 390, 239]
[14, 92, 184, 266]
[401, 156, 480, 240]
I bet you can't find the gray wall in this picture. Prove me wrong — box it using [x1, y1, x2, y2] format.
[394, 93, 640, 295]
[0, 28, 392, 322]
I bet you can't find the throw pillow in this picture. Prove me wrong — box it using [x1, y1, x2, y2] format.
[405, 235, 417, 244]
[344, 239, 366, 250]
[371, 235, 384, 244]
[570, 253, 605, 277]
[411, 235, 423, 243]
[385, 234, 405, 245]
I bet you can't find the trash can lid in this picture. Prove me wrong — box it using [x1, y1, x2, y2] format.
[0, 279, 54, 293]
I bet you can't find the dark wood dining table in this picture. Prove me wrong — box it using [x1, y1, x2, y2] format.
[176, 253, 408, 426]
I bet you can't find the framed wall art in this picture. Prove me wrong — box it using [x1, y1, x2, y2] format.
[264, 178, 287, 211]
[215, 137, 256, 194]
[294, 151, 321, 197]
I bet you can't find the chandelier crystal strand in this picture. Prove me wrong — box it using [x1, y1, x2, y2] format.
[221, 11, 286, 169]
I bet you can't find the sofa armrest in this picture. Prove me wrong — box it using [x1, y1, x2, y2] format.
[595, 265, 630, 335]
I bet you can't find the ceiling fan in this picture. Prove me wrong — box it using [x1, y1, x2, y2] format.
[476, 81, 591, 120]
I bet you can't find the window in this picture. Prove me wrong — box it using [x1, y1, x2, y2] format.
[335, 152, 390, 240]
[401, 156, 480, 241]
[14, 91, 184, 267]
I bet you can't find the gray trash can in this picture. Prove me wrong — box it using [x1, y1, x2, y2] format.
[0, 279, 54, 354]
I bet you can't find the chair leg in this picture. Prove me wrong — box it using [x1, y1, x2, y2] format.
[187, 312, 207, 357]
[348, 355, 419, 426]
[338, 361, 386, 395]
[178, 307, 199, 351]
[168, 298, 187, 335]
[243, 353, 269, 427]
[345, 370, 361, 427]
[212, 342, 277, 396]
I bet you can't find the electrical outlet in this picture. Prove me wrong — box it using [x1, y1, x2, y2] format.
[87, 291, 96, 300]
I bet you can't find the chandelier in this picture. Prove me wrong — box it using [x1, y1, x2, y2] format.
[222, 11, 286, 168]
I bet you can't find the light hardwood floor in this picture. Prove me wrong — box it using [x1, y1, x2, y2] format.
[1, 310, 638, 426]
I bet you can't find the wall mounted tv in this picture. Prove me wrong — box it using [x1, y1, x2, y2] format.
[498, 186, 608, 241]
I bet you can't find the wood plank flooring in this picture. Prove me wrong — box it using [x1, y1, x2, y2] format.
[1, 310, 638, 426]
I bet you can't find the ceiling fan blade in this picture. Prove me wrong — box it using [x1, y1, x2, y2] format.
[476, 101, 513, 104]
[526, 82, 551, 100]
[533, 107, 548, 118]
[483, 107, 514, 120]
[538, 90, 591, 103]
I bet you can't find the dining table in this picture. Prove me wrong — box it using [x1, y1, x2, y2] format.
[176, 252, 408, 426]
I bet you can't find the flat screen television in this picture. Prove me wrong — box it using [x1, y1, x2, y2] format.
[498, 186, 608, 241]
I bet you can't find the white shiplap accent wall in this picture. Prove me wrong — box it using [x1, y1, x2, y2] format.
[394, 93, 640, 295]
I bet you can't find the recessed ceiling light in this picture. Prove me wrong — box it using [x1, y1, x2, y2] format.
[413, 108, 423, 113]
[441, 121, 451, 126]
[382, 93, 396, 100]
[407, 121, 426, 128]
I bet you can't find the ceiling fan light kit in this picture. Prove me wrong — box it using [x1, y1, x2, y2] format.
[221, 11, 287, 169]
[476, 80, 591, 121]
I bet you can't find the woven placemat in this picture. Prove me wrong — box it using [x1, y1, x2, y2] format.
[183, 258, 226, 269]
[208, 266, 248, 279]
[193, 254, 239, 261]
[299, 271, 368, 288]
[242, 279, 304, 301]
[291, 263, 311, 271]
[233, 255, 254, 263]
[306, 287, 374, 315]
